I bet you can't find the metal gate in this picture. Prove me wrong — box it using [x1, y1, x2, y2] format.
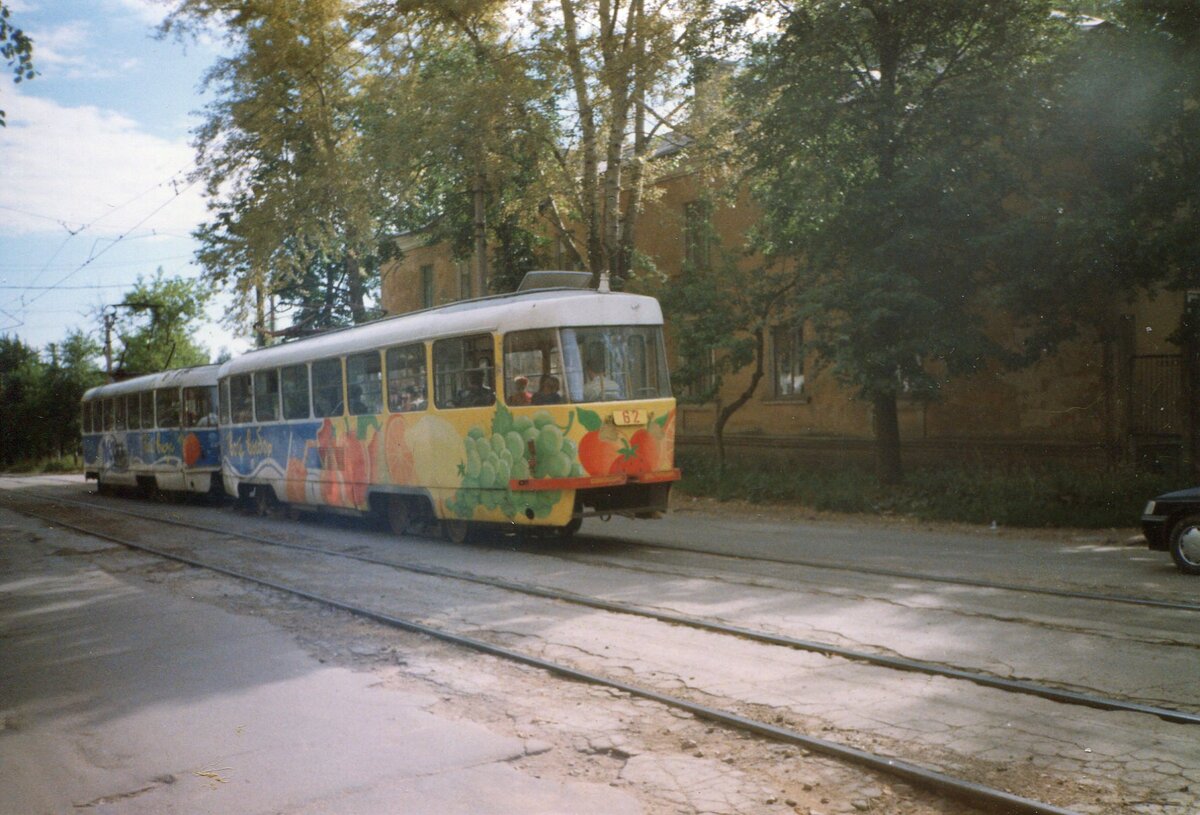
[1130, 354, 1183, 435]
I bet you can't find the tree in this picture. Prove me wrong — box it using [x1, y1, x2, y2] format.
[165, 0, 382, 338]
[108, 273, 212, 375]
[41, 331, 104, 458]
[0, 1, 34, 127]
[659, 210, 797, 473]
[735, 0, 1073, 483]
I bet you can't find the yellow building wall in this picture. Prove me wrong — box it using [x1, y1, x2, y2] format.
[379, 170, 1190, 466]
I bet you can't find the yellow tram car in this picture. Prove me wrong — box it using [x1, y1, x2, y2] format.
[217, 272, 678, 541]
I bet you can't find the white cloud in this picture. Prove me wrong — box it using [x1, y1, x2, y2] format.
[108, 0, 173, 28]
[28, 21, 91, 71]
[0, 88, 208, 239]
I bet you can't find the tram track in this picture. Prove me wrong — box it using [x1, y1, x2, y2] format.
[23, 473, 1200, 614]
[4, 492, 1088, 815]
[7, 483, 1199, 729]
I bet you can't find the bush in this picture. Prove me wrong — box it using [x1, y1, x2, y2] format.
[676, 452, 1181, 528]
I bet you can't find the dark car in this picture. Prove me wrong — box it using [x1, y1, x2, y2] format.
[1141, 487, 1200, 574]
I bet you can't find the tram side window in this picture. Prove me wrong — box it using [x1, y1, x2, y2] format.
[503, 329, 565, 406]
[140, 390, 155, 428]
[103, 399, 114, 431]
[386, 344, 427, 412]
[229, 375, 253, 423]
[81, 402, 91, 433]
[155, 388, 181, 428]
[433, 335, 495, 409]
[126, 394, 141, 430]
[347, 351, 383, 416]
[184, 386, 217, 427]
[312, 358, 345, 418]
[254, 370, 280, 422]
[281, 364, 311, 420]
[112, 394, 126, 430]
[219, 380, 231, 425]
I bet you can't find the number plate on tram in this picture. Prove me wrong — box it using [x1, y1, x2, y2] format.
[612, 408, 646, 427]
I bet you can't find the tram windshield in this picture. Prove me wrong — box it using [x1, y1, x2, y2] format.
[504, 326, 670, 405]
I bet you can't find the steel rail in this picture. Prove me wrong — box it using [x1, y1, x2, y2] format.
[9, 486, 1199, 726]
[9, 501, 1084, 815]
[571, 532, 1200, 613]
[19, 475, 1198, 612]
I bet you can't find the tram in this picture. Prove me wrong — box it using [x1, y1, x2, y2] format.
[81, 364, 222, 496]
[217, 272, 678, 540]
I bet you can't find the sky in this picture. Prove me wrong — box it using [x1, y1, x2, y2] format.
[0, 0, 248, 363]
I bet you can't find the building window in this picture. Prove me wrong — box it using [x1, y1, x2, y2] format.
[772, 324, 805, 398]
[420, 264, 435, 308]
[683, 200, 713, 271]
[680, 349, 715, 401]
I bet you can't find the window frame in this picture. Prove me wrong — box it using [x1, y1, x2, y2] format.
[281, 363, 312, 420]
[253, 369, 281, 423]
[311, 357, 345, 418]
[432, 334, 495, 409]
[155, 387, 181, 429]
[347, 351, 384, 416]
[229, 374, 253, 424]
[770, 323, 806, 400]
[503, 329, 566, 406]
[385, 343, 428, 413]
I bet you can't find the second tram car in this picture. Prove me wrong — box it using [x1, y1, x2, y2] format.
[217, 275, 678, 539]
[82, 365, 222, 496]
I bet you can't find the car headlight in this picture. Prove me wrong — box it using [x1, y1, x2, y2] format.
[1143, 501, 1157, 516]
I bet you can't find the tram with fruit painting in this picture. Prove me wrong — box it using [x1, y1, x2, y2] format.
[217, 271, 678, 540]
[81, 364, 222, 496]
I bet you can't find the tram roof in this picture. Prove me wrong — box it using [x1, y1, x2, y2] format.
[218, 287, 664, 376]
[83, 363, 221, 401]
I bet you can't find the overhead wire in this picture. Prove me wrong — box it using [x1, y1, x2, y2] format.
[6, 8, 389, 318]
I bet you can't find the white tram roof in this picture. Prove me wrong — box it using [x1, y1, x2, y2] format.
[218, 287, 664, 377]
[82, 363, 221, 402]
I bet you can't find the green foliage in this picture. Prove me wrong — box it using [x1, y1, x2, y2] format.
[0, 332, 103, 467]
[733, 0, 1078, 482]
[110, 272, 212, 374]
[677, 451, 1180, 528]
[0, 1, 35, 127]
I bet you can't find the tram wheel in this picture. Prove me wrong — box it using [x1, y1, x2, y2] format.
[556, 516, 583, 540]
[1169, 514, 1200, 575]
[443, 519, 473, 545]
[254, 487, 279, 517]
[387, 496, 411, 536]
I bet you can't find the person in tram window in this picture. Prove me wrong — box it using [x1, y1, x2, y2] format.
[509, 375, 532, 406]
[583, 354, 620, 402]
[455, 369, 495, 407]
[531, 375, 563, 405]
[349, 384, 369, 415]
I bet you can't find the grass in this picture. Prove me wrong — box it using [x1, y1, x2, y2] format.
[676, 452, 1183, 529]
[2, 455, 83, 475]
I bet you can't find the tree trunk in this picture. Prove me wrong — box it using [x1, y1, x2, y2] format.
[872, 392, 903, 485]
[560, 0, 602, 278]
[473, 169, 488, 296]
[713, 327, 768, 479]
[346, 249, 365, 323]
